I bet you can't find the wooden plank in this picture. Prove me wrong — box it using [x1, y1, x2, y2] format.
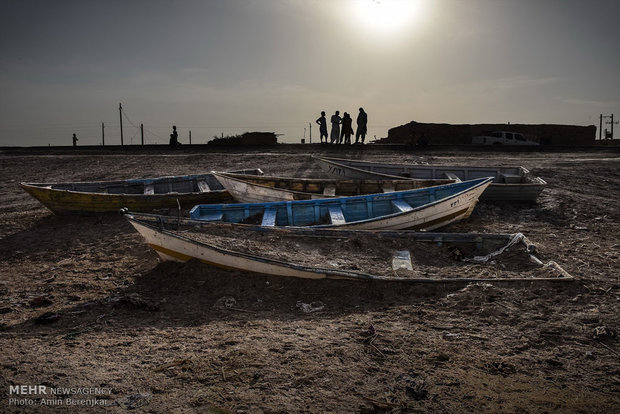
[144, 185, 154, 195]
[443, 173, 461, 182]
[382, 184, 395, 193]
[323, 185, 336, 196]
[202, 212, 223, 221]
[501, 173, 522, 183]
[328, 205, 346, 225]
[392, 199, 413, 212]
[261, 208, 277, 226]
[197, 180, 211, 193]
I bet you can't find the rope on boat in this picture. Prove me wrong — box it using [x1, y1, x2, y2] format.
[464, 232, 525, 263]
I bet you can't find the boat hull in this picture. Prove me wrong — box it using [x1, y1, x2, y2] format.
[212, 172, 454, 204]
[190, 178, 493, 231]
[21, 183, 233, 215]
[20, 169, 263, 215]
[315, 156, 546, 202]
[125, 213, 574, 283]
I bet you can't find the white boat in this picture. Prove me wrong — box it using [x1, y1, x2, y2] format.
[314, 156, 547, 201]
[124, 212, 574, 283]
[211, 171, 454, 203]
[189, 178, 493, 231]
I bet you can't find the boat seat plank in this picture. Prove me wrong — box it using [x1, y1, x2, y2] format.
[323, 185, 336, 196]
[443, 173, 461, 182]
[201, 212, 223, 222]
[328, 205, 346, 225]
[197, 180, 211, 193]
[144, 184, 155, 195]
[392, 199, 414, 213]
[500, 173, 521, 183]
[261, 208, 277, 226]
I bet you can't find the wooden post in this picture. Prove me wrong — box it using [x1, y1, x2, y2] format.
[612, 114, 615, 139]
[189, 130, 192, 145]
[102, 122, 105, 146]
[119, 103, 124, 146]
[141, 123, 144, 145]
[600, 114, 603, 140]
[309, 122, 312, 144]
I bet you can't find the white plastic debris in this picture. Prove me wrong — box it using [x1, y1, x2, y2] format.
[296, 301, 325, 313]
[464, 233, 524, 263]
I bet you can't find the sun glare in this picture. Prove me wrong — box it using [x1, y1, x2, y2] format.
[352, 0, 424, 34]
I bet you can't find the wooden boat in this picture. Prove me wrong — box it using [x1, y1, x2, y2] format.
[189, 177, 493, 231]
[124, 211, 573, 283]
[314, 156, 547, 202]
[21, 169, 263, 215]
[211, 171, 455, 203]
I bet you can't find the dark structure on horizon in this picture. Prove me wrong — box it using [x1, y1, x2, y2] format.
[378, 121, 598, 146]
[207, 132, 278, 146]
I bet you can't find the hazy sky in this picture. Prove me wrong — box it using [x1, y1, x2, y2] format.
[1, 0, 619, 146]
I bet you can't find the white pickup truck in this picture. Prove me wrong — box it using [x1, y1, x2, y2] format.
[472, 131, 539, 146]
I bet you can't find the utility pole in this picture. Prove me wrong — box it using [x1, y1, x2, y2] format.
[102, 122, 105, 146]
[119, 103, 124, 146]
[140, 123, 144, 145]
[189, 130, 192, 145]
[600, 114, 603, 140]
[309, 122, 312, 144]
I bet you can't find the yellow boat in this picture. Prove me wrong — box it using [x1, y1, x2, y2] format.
[21, 169, 262, 215]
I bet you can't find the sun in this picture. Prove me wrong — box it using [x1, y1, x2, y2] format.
[352, 0, 424, 34]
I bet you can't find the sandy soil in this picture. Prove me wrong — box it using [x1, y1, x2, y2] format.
[0, 146, 618, 413]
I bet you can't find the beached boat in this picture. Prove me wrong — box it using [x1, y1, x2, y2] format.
[21, 169, 263, 215]
[124, 211, 573, 283]
[314, 156, 547, 201]
[189, 177, 493, 231]
[211, 171, 455, 203]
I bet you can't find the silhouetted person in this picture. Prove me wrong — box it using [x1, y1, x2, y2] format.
[341, 112, 354, 145]
[169, 125, 179, 148]
[316, 111, 328, 144]
[330, 111, 341, 144]
[72, 133, 78, 147]
[355, 108, 367, 144]
[338, 112, 346, 144]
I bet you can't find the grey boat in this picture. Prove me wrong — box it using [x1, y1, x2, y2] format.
[314, 156, 546, 202]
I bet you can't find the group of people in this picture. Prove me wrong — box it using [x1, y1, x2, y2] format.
[316, 108, 367, 145]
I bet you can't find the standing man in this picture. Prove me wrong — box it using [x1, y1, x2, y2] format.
[169, 125, 179, 147]
[355, 107, 367, 144]
[330, 111, 342, 144]
[316, 111, 328, 144]
[341, 112, 353, 145]
[72, 133, 78, 147]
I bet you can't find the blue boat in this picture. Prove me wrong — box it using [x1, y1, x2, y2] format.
[189, 177, 493, 231]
